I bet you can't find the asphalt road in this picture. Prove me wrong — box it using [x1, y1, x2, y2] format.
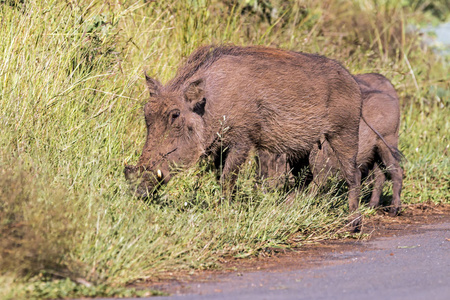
[116, 221, 450, 300]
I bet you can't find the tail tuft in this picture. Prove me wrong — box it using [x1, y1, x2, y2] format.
[389, 146, 406, 162]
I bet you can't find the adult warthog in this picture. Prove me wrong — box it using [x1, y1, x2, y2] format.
[124, 45, 363, 229]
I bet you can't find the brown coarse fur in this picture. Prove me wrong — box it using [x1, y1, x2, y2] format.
[124, 45, 363, 229]
[259, 73, 403, 216]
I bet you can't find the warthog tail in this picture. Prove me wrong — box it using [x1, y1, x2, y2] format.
[361, 115, 405, 163]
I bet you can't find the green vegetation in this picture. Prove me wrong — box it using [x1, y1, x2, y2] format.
[0, 0, 448, 298]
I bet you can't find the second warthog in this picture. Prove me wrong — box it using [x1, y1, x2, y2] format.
[124, 45, 363, 228]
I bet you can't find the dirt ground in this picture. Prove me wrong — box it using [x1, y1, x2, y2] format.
[139, 202, 450, 295]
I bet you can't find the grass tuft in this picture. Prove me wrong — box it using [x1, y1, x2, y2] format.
[0, 165, 82, 280]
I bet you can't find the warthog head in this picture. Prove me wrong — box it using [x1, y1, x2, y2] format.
[124, 74, 207, 197]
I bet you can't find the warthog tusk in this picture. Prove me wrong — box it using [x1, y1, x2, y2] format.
[157, 169, 162, 179]
[124, 159, 128, 166]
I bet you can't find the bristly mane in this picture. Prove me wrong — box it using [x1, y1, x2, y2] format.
[167, 45, 299, 90]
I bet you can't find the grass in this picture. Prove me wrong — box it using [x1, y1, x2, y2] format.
[0, 0, 448, 298]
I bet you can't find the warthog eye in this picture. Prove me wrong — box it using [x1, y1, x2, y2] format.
[170, 109, 180, 124]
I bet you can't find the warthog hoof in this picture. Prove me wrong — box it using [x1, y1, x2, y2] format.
[389, 206, 401, 217]
[348, 211, 362, 233]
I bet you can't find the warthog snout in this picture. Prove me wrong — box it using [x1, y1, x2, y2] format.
[124, 164, 168, 198]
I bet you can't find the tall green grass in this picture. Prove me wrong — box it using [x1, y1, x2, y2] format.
[1, 0, 448, 298]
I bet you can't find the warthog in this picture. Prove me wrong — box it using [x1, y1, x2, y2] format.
[259, 73, 403, 215]
[124, 45, 363, 228]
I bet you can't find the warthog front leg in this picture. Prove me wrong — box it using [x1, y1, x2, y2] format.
[219, 143, 251, 198]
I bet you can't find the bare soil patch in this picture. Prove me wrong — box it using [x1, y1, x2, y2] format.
[139, 202, 450, 294]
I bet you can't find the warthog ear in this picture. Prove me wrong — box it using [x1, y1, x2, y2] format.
[185, 79, 206, 116]
[145, 72, 161, 97]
